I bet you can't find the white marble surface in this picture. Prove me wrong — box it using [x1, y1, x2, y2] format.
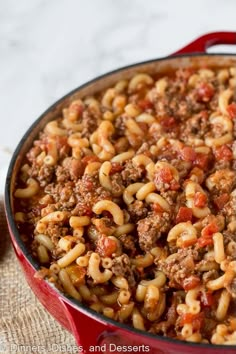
[1, 0, 236, 193]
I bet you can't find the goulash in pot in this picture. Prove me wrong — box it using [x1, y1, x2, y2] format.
[13, 67, 236, 344]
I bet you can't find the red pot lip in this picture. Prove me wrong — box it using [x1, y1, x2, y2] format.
[5, 52, 236, 350]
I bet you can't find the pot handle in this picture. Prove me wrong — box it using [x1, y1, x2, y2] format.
[60, 299, 115, 353]
[172, 31, 236, 55]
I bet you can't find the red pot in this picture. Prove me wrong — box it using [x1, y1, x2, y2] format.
[5, 32, 236, 354]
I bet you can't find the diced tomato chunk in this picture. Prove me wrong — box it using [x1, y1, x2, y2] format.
[110, 162, 123, 175]
[96, 235, 117, 257]
[83, 206, 93, 217]
[82, 155, 99, 165]
[160, 116, 176, 128]
[183, 275, 201, 291]
[213, 193, 230, 210]
[180, 146, 196, 162]
[158, 167, 173, 183]
[193, 152, 210, 170]
[227, 102, 236, 119]
[201, 222, 219, 238]
[200, 291, 214, 307]
[138, 99, 153, 110]
[197, 237, 213, 247]
[182, 238, 197, 248]
[215, 145, 233, 161]
[153, 203, 164, 213]
[180, 313, 194, 325]
[170, 180, 180, 191]
[197, 221, 219, 247]
[180, 312, 204, 331]
[196, 82, 215, 102]
[55, 136, 70, 154]
[192, 312, 205, 331]
[194, 192, 207, 208]
[155, 166, 180, 191]
[176, 207, 193, 224]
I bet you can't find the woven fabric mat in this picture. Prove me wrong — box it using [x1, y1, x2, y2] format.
[0, 201, 77, 354]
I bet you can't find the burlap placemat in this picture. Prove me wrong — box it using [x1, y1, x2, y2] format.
[0, 201, 77, 354]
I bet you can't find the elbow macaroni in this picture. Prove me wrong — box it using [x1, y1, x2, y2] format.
[88, 253, 113, 284]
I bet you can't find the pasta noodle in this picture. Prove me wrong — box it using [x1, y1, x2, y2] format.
[57, 243, 86, 268]
[88, 253, 113, 283]
[14, 178, 39, 198]
[92, 200, 124, 225]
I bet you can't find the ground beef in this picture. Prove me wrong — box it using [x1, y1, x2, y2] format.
[176, 68, 193, 82]
[114, 115, 127, 137]
[40, 204, 57, 217]
[74, 174, 112, 209]
[119, 234, 136, 257]
[92, 217, 115, 235]
[81, 111, 99, 138]
[206, 169, 236, 195]
[30, 164, 55, 187]
[181, 110, 209, 140]
[201, 317, 218, 341]
[137, 212, 170, 251]
[222, 230, 236, 247]
[55, 165, 71, 183]
[160, 190, 178, 206]
[214, 160, 232, 171]
[26, 145, 42, 162]
[60, 185, 73, 203]
[175, 100, 189, 118]
[27, 208, 41, 223]
[62, 157, 85, 180]
[222, 193, 236, 224]
[110, 173, 125, 196]
[157, 248, 199, 288]
[226, 278, 236, 298]
[111, 254, 135, 287]
[71, 201, 92, 216]
[44, 224, 69, 245]
[149, 319, 172, 336]
[153, 96, 172, 118]
[121, 161, 144, 185]
[45, 182, 76, 207]
[128, 200, 148, 222]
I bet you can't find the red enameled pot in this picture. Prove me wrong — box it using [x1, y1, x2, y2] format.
[4, 32, 236, 354]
